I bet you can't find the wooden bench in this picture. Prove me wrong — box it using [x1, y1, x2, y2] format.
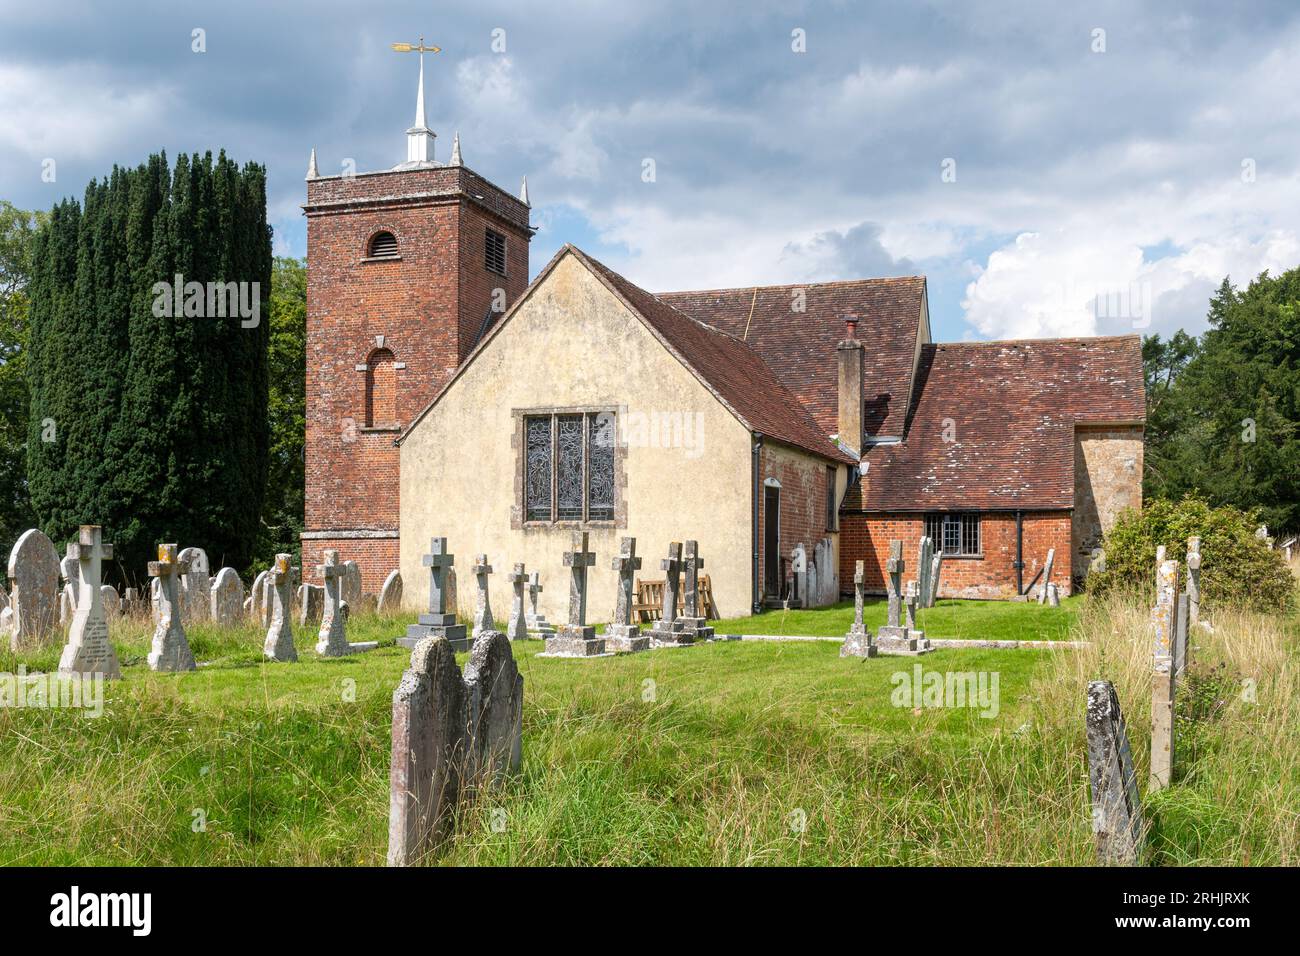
[633, 574, 718, 622]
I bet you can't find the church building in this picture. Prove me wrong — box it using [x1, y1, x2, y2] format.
[302, 57, 1145, 625]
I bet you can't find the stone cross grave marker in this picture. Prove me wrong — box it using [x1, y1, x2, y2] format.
[1148, 558, 1180, 791]
[148, 543, 196, 672]
[542, 532, 608, 657]
[471, 554, 494, 639]
[1186, 536, 1202, 627]
[840, 559, 877, 658]
[316, 549, 379, 657]
[506, 563, 528, 641]
[606, 537, 649, 653]
[877, 540, 931, 654]
[526, 571, 554, 637]
[7, 528, 59, 649]
[1086, 680, 1144, 865]
[648, 541, 688, 646]
[58, 525, 121, 678]
[263, 553, 299, 662]
[673, 540, 715, 641]
[399, 538, 468, 651]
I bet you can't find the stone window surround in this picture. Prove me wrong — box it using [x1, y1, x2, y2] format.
[510, 404, 628, 531]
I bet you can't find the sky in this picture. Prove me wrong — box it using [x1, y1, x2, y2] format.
[2, 0, 1299, 342]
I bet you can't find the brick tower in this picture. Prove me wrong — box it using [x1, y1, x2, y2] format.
[302, 51, 531, 590]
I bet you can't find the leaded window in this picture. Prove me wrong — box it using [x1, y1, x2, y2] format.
[523, 411, 617, 523]
[924, 513, 981, 556]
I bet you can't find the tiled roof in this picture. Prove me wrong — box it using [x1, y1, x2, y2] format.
[574, 249, 855, 464]
[859, 337, 1146, 511]
[659, 277, 926, 438]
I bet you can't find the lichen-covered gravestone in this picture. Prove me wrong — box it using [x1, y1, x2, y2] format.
[1086, 680, 1144, 865]
[210, 567, 245, 626]
[1149, 559, 1180, 792]
[647, 541, 687, 646]
[341, 559, 363, 607]
[178, 547, 211, 622]
[148, 543, 196, 672]
[7, 528, 60, 650]
[541, 532, 608, 657]
[840, 560, 877, 658]
[100, 585, 121, 617]
[58, 525, 121, 679]
[388, 630, 523, 866]
[377, 569, 403, 613]
[297, 583, 323, 627]
[316, 549, 378, 657]
[606, 537, 650, 653]
[249, 569, 269, 623]
[263, 553, 299, 663]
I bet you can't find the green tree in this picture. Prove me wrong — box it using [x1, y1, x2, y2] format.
[252, 256, 306, 573]
[27, 152, 272, 581]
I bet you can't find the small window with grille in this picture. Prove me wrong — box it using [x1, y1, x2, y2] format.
[924, 513, 981, 556]
[368, 231, 399, 258]
[485, 228, 507, 275]
[523, 411, 616, 523]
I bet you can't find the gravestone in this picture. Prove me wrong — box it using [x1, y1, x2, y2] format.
[388, 631, 523, 866]
[915, 537, 933, 607]
[790, 543, 807, 606]
[147, 543, 196, 672]
[1148, 559, 1180, 792]
[647, 541, 688, 646]
[1086, 680, 1144, 865]
[1174, 590, 1190, 678]
[398, 538, 469, 651]
[1046, 582, 1060, 608]
[316, 549, 379, 657]
[262, 553, 299, 663]
[877, 540, 931, 654]
[123, 587, 141, 615]
[249, 569, 269, 624]
[210, 567, 244, 626]
[542, 532, 608, 657]
[297, 583, 323, 626]
[1185, 537, 1202, 627]
[100, 585, 121, 617]
[606, 537, 650, 653]
[178, 547, 211, 622]
[673, 540, 715, 641]
[926, 549, 943, 607]
[505, 563, 528, 641]
[150, 576, 161, 625]
[525, 571, 555, 637]
[840, 560, 877, 658]
[341, 560, 363, 608]
[1037, 548, 1056, 605]
[60, 549, 79, 626]
[7, 528, 60, 649]
[813, 537, 837, 606]
[59, 583, 75, 627]
[471, 555, 494, 639]
[377, 569, 403, 614]
[58, 525, 121, 678]
[904, 581, 922, 637]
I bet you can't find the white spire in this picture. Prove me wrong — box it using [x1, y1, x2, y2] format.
[450, 131, 462, 166]
[403, 48, 437, 167]
[519, 175, 530, 206]
[306, 147, 319, 180]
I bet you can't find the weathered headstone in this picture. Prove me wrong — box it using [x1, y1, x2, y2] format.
[790, 543, 807, 605]
[7, 528, 60, 649]
[542, 532, 607, 657]
[388, 631, 523, 866]
[377, 569, 403, 614]
[398, 538, 469, 651]
[904, 581, 920, 635]
[1185, 537, 1202, 628]
[525, 571, 555, 637]
[1037, 548, 1056, 605]
[1046, 582, 1060, 608]
[59, 582, 75, 627]
[673, 540, 715, 641]
[877, 540, 931, 654]
[915, 537, 933, 607]
[471, 554, 494, 639]
[100, 584, 121, 617]
[505, 563, 528, 641]
[606, 537, 650, 653]
[297, 583, 323, 627]
[178, 547, 211, 622]
[1174, 590, 1190, 678]
[647, 541, 687, 646]
[263, 553, 299, 663]
[341, 559, 363, 607]
[249, 569, 269, 624]
[210, 567, 244, 626]
[60, 548, 79, 626]
[316, 549, 379, 657]
[58, 525, 121, 678]
[926, 549, 943, 608]
[840, 560, 877, 658]
[147, 543, 196, 672]
[1148, 559, 1179, 792]
[1086, 680, 1144, 865]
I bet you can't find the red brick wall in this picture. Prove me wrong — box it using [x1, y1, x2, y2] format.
[757, 443, 837, 600]
[301, 536, 399, 594]
[839, 509, 1073, 600]
[302, 165, 530, 589]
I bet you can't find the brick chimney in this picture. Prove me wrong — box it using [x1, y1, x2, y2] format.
[837, 316, 864, 458]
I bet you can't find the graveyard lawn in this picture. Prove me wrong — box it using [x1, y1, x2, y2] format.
[0, 596, 1296, 866]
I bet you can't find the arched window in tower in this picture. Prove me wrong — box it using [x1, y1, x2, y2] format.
[368, 231, 399, 259]
[365, 349, 398, 427]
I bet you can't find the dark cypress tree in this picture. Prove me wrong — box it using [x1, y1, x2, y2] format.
[28, 151, 271, 580]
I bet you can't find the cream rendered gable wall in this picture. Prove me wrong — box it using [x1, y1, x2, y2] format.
[399, 253, 755, 627]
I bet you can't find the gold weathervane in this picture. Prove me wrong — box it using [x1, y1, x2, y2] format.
[391, 37, 441, 55]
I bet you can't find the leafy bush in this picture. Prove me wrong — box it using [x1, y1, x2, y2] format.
[1087, 496, 1295, 612]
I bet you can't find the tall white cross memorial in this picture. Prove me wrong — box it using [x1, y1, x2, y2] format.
[58, 525, 121, 679]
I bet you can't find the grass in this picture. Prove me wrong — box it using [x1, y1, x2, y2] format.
[0, 595, 1294, 865]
